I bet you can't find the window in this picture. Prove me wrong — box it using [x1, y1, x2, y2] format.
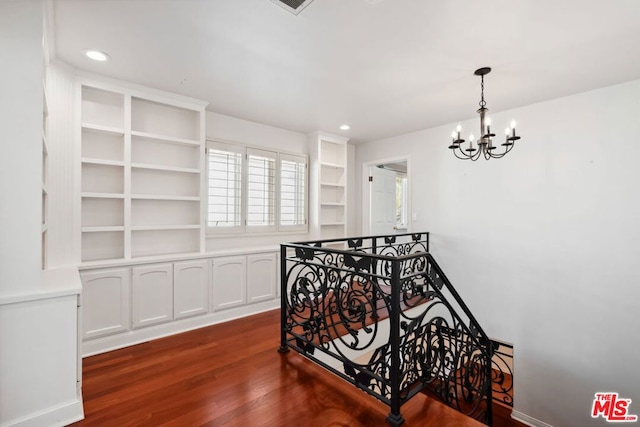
[207, 142, 242, 229]
[206, 141, 307, 234]
[246, 148, 276, 231]
[396, 176, 407, 228]
[279, 153, 307, 231]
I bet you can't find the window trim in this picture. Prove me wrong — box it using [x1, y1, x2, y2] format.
[396, 175, 408, 229]
[205, 139, 308, 236]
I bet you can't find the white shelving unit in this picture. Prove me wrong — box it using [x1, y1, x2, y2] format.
[308, 132, 349, 243]
[79, 81, 207, 264]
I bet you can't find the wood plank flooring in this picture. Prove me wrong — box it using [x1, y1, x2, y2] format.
[72, 309, 525, 427]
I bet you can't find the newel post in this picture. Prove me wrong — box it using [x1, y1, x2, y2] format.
[386, 257, 404, 426]
[278, 244, 289, 354]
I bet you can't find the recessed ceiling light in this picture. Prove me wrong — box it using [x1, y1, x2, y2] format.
[340, 125, 350, 131]
[84, 50, 110, 62]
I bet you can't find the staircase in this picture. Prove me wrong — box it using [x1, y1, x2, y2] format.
[280, 232, 514, 426]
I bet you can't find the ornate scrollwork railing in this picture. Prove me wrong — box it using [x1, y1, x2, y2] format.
[279, 232, 501, 426]
[490, 339, 514, 407]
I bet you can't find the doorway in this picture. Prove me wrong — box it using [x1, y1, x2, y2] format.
[363, 158, 410, 236]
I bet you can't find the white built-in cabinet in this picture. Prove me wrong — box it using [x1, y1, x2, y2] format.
[211, 253, 278, 310]
[79, 81, 207, 263]
[247, 253, 278, 304]
[79, 250, 279, 355]
[174, 259, 209, 319]
[81, 268, 130, 340]
[132, 263, 173, 329]
[308, 132, 349, 244]
[212, 256, 247, 311]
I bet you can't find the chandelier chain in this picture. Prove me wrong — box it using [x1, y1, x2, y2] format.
[479, 75, 486, 108]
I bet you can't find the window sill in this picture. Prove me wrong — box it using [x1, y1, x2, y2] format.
[206, 229, 309, 239]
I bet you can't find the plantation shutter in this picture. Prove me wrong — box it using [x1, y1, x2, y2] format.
[279, 153, 307, 231]
[206, 142, 243, 231]
[246, 148, 276, 231]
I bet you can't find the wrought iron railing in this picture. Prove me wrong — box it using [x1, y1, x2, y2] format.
[490, 339, 514, 408]
[279, 232, 501, 426]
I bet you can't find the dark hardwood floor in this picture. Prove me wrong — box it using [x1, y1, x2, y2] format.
[72, 309, 525, 427]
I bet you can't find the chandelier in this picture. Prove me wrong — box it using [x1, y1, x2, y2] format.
[449, 67, 521, 160]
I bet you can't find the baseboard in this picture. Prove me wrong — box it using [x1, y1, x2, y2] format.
[83, 299, 280, 356]
[1, 398, 84, 427]
[511, 409, 555, 427]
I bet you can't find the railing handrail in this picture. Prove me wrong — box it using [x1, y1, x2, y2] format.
[283, 231, 430, 262]
[423, 253, 492, 345]
[289, 230, 429, 246]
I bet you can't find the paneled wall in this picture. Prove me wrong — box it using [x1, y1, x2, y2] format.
[47, 62, 77, 268]
[0, 0, 43, 296]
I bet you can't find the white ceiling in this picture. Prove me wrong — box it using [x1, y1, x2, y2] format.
[54, 0, 640, 142]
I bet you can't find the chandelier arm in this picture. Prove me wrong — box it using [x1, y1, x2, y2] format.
[456, 142, 478, 160]
[492, 145, 510, 159]
[451, 144, 469, 160]
[489, 150, 507, 159]
[471, 147, 482, 161]
[487, 145, 507, 159]
[452, 149, 470, 160]
[496, 143, 515, 158]
[503, 143, 515, 156]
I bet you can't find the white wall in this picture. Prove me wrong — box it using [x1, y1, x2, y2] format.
[206, 111, 308, 155]
[205, 112, 311, 250]
[0, 0, 44, 297]
[355, 79, 640, 427]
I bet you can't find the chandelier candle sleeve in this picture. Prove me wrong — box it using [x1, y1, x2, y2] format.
[448, 132, 457, 149]
[466, 134, 476, 153]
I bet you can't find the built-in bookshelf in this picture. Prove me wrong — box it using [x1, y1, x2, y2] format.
[308, 132, 349, 244]
[79, 81, 207, 264]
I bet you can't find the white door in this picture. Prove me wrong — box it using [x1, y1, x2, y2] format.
[369, 166, 397, 235]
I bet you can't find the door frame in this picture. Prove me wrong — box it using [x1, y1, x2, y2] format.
[361, 155, 411, 236]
